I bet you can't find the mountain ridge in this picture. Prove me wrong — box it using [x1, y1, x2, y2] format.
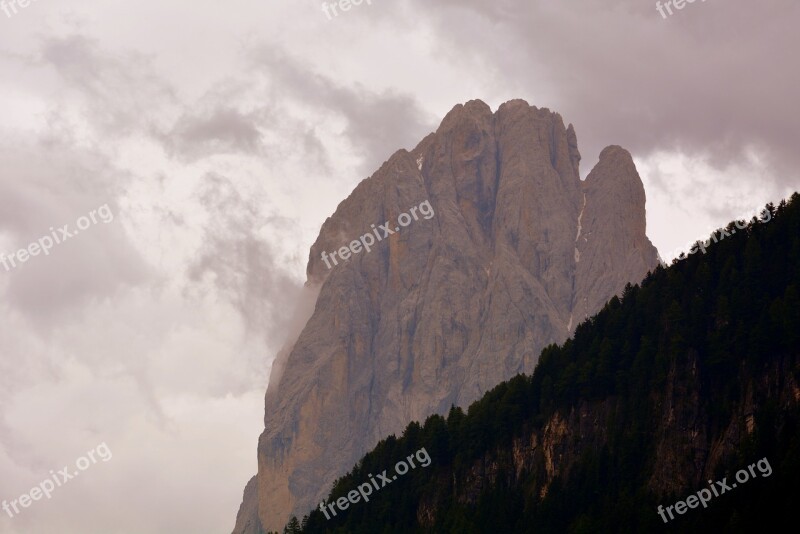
[232, 98, 660, 533]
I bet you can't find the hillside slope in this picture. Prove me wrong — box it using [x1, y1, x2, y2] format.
[295, 193, 800, 533]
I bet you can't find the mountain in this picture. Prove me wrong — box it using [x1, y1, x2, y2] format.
[294, 194, 800, 533]
[232, 99, 660, 533]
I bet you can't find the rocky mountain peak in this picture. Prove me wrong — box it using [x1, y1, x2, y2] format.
[232, 99, 659, 533]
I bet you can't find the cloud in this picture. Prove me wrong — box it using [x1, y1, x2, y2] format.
[0, 142, 149, 323]
[163, 107, 267, 160]
[187, 172, 305, 340]
[392, 0, 800, 189]
[0, 20, 321, 534]
[35, 34, 178, 136]
[250, 48, 437, 174]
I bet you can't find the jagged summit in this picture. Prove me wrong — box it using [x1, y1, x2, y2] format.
[233, 99, 659, 533]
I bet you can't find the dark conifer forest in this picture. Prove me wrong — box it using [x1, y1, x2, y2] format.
[288, 193, 800, 534]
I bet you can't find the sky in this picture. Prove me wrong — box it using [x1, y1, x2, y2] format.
[0, 1, 797, 533]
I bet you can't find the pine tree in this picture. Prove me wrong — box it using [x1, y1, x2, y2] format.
[283, 516, 301, 534]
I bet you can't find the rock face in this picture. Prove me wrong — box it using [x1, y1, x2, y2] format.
[231, 99, 659, 533]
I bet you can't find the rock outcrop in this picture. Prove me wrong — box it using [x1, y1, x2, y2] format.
[232, 99, 659, 533]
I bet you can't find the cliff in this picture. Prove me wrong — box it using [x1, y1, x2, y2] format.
[232, 99, 660, 533]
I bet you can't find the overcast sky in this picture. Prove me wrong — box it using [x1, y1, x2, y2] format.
[0, 1, 797, 533]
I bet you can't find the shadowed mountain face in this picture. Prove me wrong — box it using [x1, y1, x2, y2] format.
[232, 99, 659, 533]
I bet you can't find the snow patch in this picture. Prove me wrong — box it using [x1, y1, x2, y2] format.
[574, 193, 586, 263]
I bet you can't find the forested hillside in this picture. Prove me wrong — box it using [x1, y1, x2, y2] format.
[288, 193, 800, 534]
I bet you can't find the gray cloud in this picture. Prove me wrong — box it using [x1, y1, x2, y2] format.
[188, 172, 304, 345]
[250, 48, 437, 174]
[163, 107, 267, 160]
[36, 34, 178, 136]
[396, 0, 800, 186]
[0, 143, 149, 323]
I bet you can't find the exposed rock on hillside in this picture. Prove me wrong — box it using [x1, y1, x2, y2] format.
[232, 99, 659, 533]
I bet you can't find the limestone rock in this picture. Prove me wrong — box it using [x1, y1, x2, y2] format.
[231, 99, 659, 533]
